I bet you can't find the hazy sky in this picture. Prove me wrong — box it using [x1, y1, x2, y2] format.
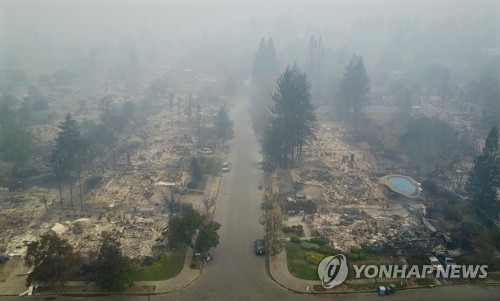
[0, 0, 499, 69]
[2, 0, 499, 38]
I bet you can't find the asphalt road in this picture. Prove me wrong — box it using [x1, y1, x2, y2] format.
[163, 98, 285, 301]
[2, 97, 499, 301]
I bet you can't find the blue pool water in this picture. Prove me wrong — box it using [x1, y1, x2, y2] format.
[387, 176, 417, 194]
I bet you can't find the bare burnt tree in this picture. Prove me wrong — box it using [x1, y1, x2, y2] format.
[259, 194, 285, 256]
[162, 188, 183, 215]
[203, 195, 217, 215]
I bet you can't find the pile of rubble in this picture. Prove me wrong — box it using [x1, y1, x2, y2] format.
[294, 121, 388, 207]
[0, 63, 231, 265]
[0, 190, 59, 256]
[6, 211, 169, 258]
[288, 119, 432, 252]
[310, 210, 431, 252]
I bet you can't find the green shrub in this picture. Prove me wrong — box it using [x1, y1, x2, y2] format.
[360, 243, 375, 254]
[318, 245, 337, 255]
[416, 278, 434, 286]
[189, 262, 197, 269]
[310, 237, 328, 246]
[291, 235, 302, 244]
[347, 252, 359, 260]
[282, 226, 293, 233]
[350, 246, 362, 254]
[300, 242, 320, 251]
[445, 205, 466, 222]
[306, 252, 324, 265]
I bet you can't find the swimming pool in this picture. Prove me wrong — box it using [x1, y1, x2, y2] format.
[387, 176, 418, 195]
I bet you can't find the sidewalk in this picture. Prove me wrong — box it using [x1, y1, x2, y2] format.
[0, 257, 30, 295]
[269, 250, 320, 293]
[137, 247, 201, 293]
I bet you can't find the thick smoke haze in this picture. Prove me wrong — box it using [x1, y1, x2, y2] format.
[2, 1, 498, 46]
[0, 0, 499, 77]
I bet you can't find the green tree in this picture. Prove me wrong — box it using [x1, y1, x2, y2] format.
[17, 98, 33, 126]
[262, 116, 283, 167]
[121, 101, 137, 120]
[195, 221, 221, 254]
[52, 113, 84, 209]
[466, 125, 500, 211]
[390, 81, 414, 120]
[421, 64, 450, 102]
[25, 232, 81, 287]
[0, 98, 34, 167]
[399, 116, 462, 173]
[98, 99, 129, 165]
[2, 124, 34, 166]
[190, 157, 202, 182]
[250, 37, 280, 135]
[305, 35, 325, 103]
[336, 55, 370, 115]
[214, 106, 234, 147]
[264, 65, 316, 168]
[91, 232, 133, 291]
[168, 208, 204, 249]
[148, 76, 169, 102]
[476, 76, 500, 126]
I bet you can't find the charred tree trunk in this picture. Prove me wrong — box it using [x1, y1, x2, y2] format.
[68, 176, 74, 210]
[78, 170, 83, 211]
[57, 176, 63, 209]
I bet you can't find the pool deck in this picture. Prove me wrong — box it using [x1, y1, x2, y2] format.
[379, 174, 420, 198]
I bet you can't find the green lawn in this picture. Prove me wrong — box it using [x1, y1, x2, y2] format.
[130, 248, 186, 281]
[286, 243, 319, 280]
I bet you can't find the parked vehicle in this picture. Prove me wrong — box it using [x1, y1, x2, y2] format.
[200, 148, 213, 154]
[202, 253, 214, 262]
[436, 254, 456, 268]
[425, 255, 444, 272]
[254, 239, 265, 255]
[294, 193, 311, 202]
[222, 162, 231, 172]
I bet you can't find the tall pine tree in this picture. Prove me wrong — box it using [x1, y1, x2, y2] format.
[52, 113, 84, 209]
[250, 37, 280, 135]
[466, 125, 500, 211]
[214, 106, 234, 148]
[263, 65, 316, 168]
[336, 55, 370, 115]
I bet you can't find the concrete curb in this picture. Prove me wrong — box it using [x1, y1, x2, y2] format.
[266, 252, 500, 295]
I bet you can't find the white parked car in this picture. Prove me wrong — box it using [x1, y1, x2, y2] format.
[426, 255, 444, 272]
[222, 162, 231, 172]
